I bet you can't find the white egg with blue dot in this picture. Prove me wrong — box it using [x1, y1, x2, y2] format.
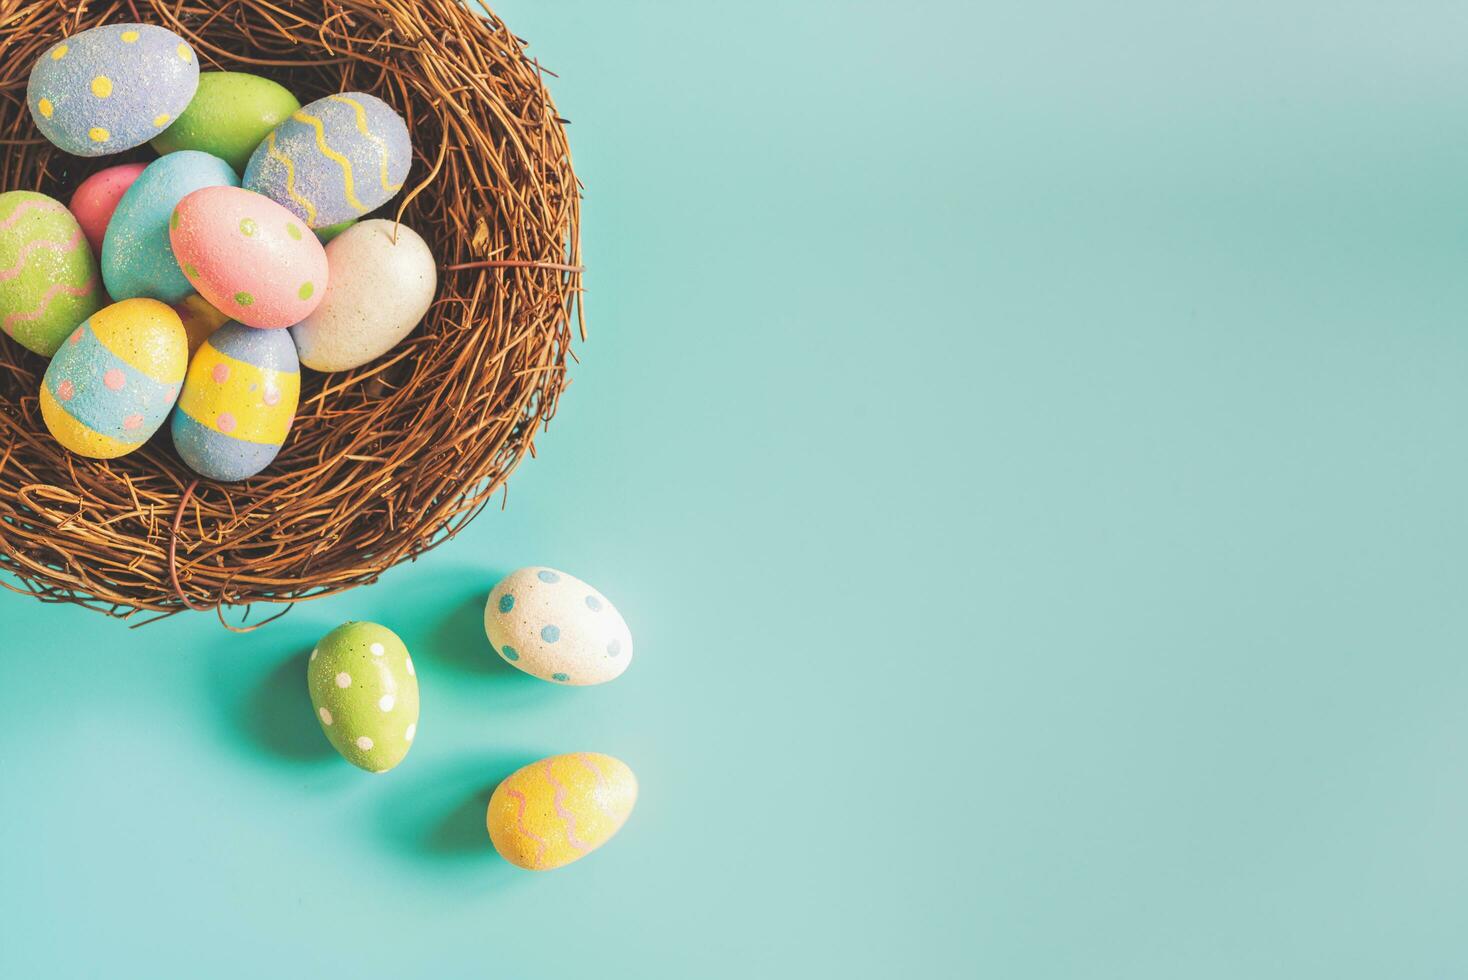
[484, 567, 633, 686]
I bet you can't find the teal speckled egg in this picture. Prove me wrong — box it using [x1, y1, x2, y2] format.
[307, 623, 420, 774]
[102, 151, 238, 304]
[27, 24, 199, 157]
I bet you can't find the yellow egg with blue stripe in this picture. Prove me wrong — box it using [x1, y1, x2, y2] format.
[40, 299, 186, 459]
[171, 321, 299, 482]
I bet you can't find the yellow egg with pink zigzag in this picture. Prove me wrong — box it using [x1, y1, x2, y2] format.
[487, 752, 637, 871]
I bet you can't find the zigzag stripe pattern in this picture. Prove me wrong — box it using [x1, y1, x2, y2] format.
[544, 759, 590, 851]
[0, 196, 68, 233]
[504, 789, 548, 866]
[2, 277, 96, 336]
[292, 108, 367, 214]
[0, 227, 85, 282]
[328, 95, 404, 194]
[265, 132, 318, 226]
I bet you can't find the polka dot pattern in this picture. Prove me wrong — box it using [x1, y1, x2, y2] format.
[483, 566, 635, 687]
[307, 621, 419, 774]
[27, 24, 200, 158]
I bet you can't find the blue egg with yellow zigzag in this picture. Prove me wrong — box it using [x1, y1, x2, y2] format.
[243, 92, 411, 230]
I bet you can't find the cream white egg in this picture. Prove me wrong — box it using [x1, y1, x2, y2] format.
[484, 567, 633, 686]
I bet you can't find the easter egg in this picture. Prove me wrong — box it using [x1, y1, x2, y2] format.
[69, 163, 147, 257]
[0, 192, 104, 357]
[315, 218, 355, 243]
[170, 186, 328, 329]
[27, 24, 199, 157]
[40, 298, 186, 458]
[243, 92, 411, 229]
[103, 151, 239, 305]
[172, 321, 300, 482]
[151, 72, 301, 174]
[487, 753, 638, 871]
[484, 567, 634, 686]
[290, 220, 436, 371]
[171, 294, 229, 355]
[307, 622, 419, 774]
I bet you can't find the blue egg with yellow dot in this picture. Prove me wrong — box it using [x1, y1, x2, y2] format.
[27, 24, 199, 158]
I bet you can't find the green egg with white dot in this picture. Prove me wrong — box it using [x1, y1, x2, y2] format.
[484, 567, 634, 686]
[307, 621, 419, 773]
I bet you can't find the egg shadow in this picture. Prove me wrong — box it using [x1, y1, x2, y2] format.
[419, 573, 527, 682]
[377, 751, 540, 863]
[240, 646, 337, 762]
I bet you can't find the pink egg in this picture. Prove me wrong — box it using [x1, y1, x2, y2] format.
[168, 186, 328, 329]
[69, 163, 148, 257]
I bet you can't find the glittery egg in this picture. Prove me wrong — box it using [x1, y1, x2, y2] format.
[484, 567, 634, 687]
[26, 23, 199, 157]
[102, 151, 238, 305]
[151, 71, 301, 173]
[0, 191, 104, 357]
[290, 219, 436, 371]
[170, 185, 328, 329]
[69, 163, 147, 257]
[170, 293, 230, 355]
[243, 92, 411, 229]
[307, 622, 420, 774]
[40, 298, 186, 459]
[487, 753, 637, 871]
[172, 321, 300, 482]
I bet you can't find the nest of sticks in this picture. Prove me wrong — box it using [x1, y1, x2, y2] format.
[0, 0, 583, 626]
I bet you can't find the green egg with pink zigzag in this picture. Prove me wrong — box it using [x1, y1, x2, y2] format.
[0, 191, 104, 357]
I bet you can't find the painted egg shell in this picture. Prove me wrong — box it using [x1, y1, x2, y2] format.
[0, 192, 104, 358]
[487, 753, 637, 871]
[152, 72, 301, 174]
[69, 163, 147, 256]
[290, 220, 436, 372]
[315, 218, 356, 243]
[243, 92, 411, 229]
[307, 622, 419, 774]
[171, 294, 230, 355]
[103, 151, 238, 305]
[170, 186, 328, 329]
[40, 298, 186, 459]
[27, 24, 199, 157]
[172, 321, 300, 482]
[484, 567, 634, 686]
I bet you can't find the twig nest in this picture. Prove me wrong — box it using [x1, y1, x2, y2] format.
[0, 0, 581, 620]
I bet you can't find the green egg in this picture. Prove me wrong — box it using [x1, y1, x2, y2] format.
[307, 622, 419, 773]
[151, 72, 300, 174]
[314, 218, 356, 243]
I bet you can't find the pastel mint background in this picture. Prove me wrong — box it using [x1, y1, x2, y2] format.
[4, 1, 1468, 977]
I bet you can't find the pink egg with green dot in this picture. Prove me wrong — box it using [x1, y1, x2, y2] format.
[168, 185, 326, 328]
